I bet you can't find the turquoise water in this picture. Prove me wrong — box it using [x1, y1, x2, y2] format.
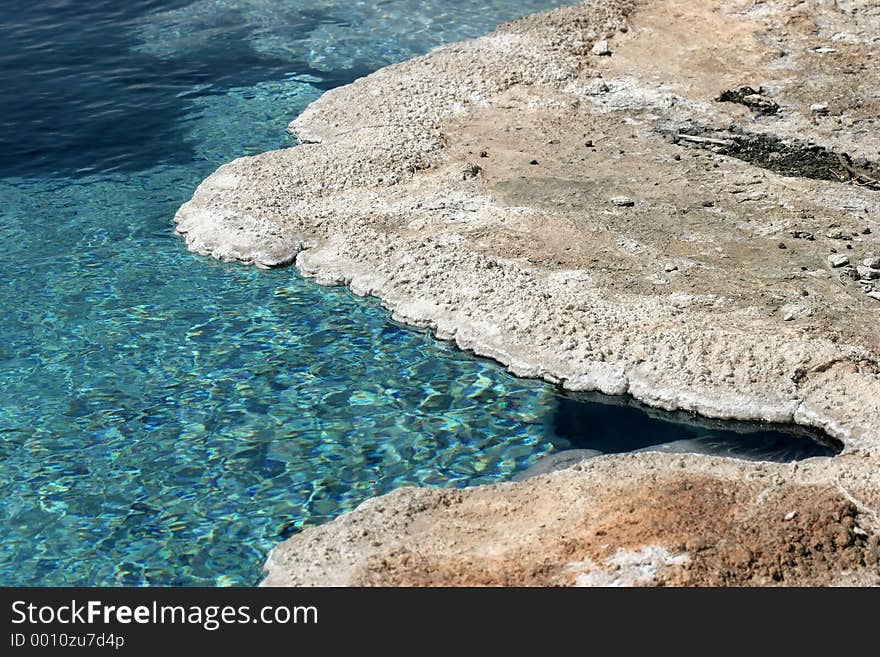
[0, 1, 836, 586]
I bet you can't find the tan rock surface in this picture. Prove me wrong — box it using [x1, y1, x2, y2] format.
[262, 452, 880, 586]
[174, 0, 880, 585]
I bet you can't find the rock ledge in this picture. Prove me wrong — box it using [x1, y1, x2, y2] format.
[174, 0, 880, 585]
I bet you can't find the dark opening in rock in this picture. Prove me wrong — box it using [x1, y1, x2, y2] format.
[663, 123, 880, 189]
[549, 390, 841, 463]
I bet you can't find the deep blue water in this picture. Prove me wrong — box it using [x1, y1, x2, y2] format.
[0, 1, 838, 586]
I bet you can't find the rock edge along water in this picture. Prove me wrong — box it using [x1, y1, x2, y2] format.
[174, 0, 880, 585]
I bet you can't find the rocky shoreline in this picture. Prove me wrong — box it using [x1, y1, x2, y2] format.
[175, 0, 880, 585]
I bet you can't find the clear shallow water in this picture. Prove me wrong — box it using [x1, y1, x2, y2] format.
[0, 1, 837, 586]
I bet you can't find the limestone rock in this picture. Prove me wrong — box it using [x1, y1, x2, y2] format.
[172, 0, 880, 587]
[591, 39, 611, 56]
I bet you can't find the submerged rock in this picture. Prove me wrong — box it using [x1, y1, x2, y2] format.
[511, 449, 603, 481]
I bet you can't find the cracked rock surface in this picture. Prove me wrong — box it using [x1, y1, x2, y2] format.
[175, 0, 880, 585]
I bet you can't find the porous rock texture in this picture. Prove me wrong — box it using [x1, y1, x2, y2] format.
[175, 0, 880, 586]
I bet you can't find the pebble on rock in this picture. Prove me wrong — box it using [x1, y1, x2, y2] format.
[741, 93, 778, 114]
[827, 254, 850, 268]
[842, 267, 860, 280]
[856, 265, 880, 280]
[591, 39, 611, 56]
